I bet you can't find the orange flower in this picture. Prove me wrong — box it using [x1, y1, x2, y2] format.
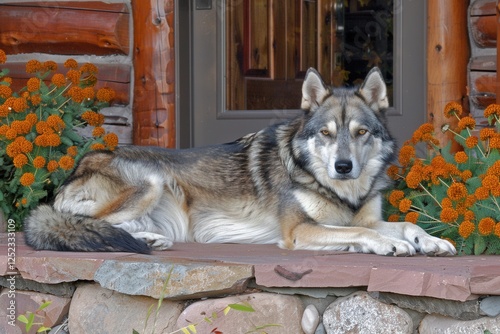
[0, 85, 12, 99]
[58, 155, 75, 170]
[27, 77, 41, 92]
[81, 111, 104, 126]
[0, 49, 6, 64]
[30, 94, 42, 106]
[458, 220, 475, 239]
[51, 73, 66, 88]
[92, 126, 105, 137]
[64, 58, 78, 69]
[495, 223, 500, 238]
[32, 156, 46, 169]
[25, 113, 38, 126]
[82, 87, 96, 100]
[447, 182, 468, 201]
[388, 190, 405, 208]
[0, 124, 8, 135]
[405, 170, 421, 189]
[480, 128, 495, 141]
[398, 198, 412, 213]
[405, 212, 419, 224]
[5, 127, 17, 139]
[36, 121, 53, 135]
[487, 161, 500, 176]
[96, 87, 115, 103]
[47, 160, 59, 172]
[478, 217, 495, 236]
[67, 86, 84, 103]
[482, 175, 499, 190]
[91, 143, 106, 150]
[103, 133, 118, 148]
[464, 210, 475, 221]
[441, 197, 453, 208]
[43, 60, 57, 71]
[46, 114, 65, 131]
[461, 170, 472, 182]
[465, 136, 478, 149]
[12, 97, 28, 112]
[0, 104, 9, 117]
[387, 165, 400, 180]
[398, 145, 415, 166]
[491, 185, 500, 197]
[454, 151, 468, 164]
[490, 135, 500, 149]
[475, 186, 490, 200]
[440, 207, 458, 223]
[457, 116, 476, 131]
[388, 214, 400, 222]
[444, 101, 462, 118]
[484, 104, 500, 118]
[20, 172, 35, 186]
[80, 63, 98, 74]
[26, 59, 43, 73]
[67, 146, 78, 157]
[13, 154, 28, 168]
[66, 69, 81, 85]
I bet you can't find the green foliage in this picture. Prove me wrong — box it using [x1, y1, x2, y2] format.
[17, 300, 52, 333]
[0, 50, 118, 229]
[383, 102, 500, 255]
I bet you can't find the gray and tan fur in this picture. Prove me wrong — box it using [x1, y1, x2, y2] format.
[24, 68, 456, 256]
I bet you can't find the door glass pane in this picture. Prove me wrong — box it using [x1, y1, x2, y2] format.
[225, 0, 394, 111]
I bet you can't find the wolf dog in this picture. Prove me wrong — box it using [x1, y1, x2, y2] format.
[24, 67, 456, 256]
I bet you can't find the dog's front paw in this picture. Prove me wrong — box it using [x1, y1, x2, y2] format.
[130, 232, 173, 250]
[365, 237, 416, 257]
[404, 225, 456, 256]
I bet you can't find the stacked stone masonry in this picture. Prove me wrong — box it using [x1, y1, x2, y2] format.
[1, 234, 500, 333]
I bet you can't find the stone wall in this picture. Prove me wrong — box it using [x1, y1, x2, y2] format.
[2, 275, 500, 334]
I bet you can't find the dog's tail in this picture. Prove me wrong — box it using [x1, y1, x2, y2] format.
[24, 205, 151, 254]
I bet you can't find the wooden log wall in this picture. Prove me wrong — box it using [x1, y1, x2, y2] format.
[468, 0, 497, 127]
[0, 0, 176, 147]
[427, 0, 470, 149]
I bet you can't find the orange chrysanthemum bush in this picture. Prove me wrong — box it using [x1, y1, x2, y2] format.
[0, 50, 118, 228]
[384, 101, 500, 255]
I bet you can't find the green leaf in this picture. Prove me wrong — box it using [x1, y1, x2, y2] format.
[17, 314, 29, 324]
[38, 301, 52, 311]
[228, 302, 255, 313]
[223, 306, 231, 316]
[132, 330, 140, 334]
[60, 136, 74, 147]
[37, 326, 51, 333]
[474, 235, 487, 255]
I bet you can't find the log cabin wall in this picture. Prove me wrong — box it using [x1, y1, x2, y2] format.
[468, 0, 497, 128]
[0, 0, 176, 147]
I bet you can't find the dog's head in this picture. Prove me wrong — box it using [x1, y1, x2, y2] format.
[295, 68, 396, 182]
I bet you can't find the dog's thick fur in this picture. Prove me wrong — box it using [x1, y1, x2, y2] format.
[24, 68, 456, 256]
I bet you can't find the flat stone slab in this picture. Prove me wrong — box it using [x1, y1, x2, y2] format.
[2, 233, 500, 301]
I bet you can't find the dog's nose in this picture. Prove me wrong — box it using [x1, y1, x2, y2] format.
[335, 160, 353, 174]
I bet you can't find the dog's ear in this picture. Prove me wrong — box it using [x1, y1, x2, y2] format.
[301, 68, 329, 110]
[359, 67, 389, 111]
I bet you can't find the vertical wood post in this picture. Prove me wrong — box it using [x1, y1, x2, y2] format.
[497, 1, 500, 104]
[427, 0, 470, 149]
[131, 0, 175, 147]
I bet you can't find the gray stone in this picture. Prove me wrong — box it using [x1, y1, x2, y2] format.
[302, 304, 320, 334]
[480, 296, 500, 317]
[370, 291, 481, 320]
[419, 314, 500, 334]
[323, 291, 413, 334]
[176, 292, 305, 333]
[0, 275, 76, 298]
[68, 283, 183, 334]
[94, 259, 253, 300]
[0, 288, 70, 334]
[300, 295, 337, 314]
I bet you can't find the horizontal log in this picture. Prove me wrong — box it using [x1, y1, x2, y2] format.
[469, 71, 496, 109]
[469, 55, 496, 71]
[470, 15, 496, 48]
[470, 0, 496, 16]
[0, 3, 130, 55]
[9, 1, 130, 13]
[4, 62, 131, 105]
[246, 79, 302, 110]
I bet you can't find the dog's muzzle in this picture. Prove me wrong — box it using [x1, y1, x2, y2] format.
[335, 160, 353, 174]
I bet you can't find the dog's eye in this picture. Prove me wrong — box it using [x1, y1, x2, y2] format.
[358, 129, 368, 136]
[320, 129, 330, 136]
